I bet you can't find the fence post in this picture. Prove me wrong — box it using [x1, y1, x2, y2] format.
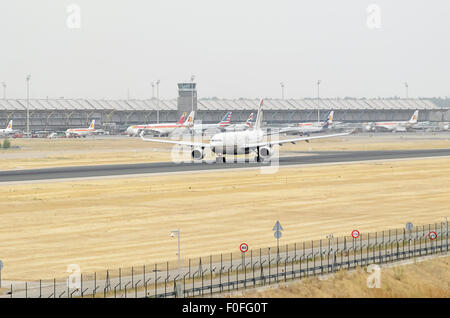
[154, 264, 157, 298]
[447, 218, 449, 253]
[360, 234, 363, 267]
[285, 244, 288, 281]
[210, 255, 213, 296]
[220, 254, 223, 291]
[268, 247, 271, 283]
[200, 258, 204, 297]
[227, 269, 230, 292]
[293, 243, 297, 279]
[320, 240, 323, 274]
[93, 272, 96, 298]
[403, 228, 406, 259]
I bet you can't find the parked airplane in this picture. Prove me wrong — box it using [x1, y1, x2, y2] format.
[280, 111, 334, 135]
[190, 111, 232, 134]
[65, 120, 96, 138]
[126, 112, 194, 137]
[225, 113, 254, 131]
[366, 110, 419, 132]
[0, 120, 14, 136]
[141, 100, 351, 162]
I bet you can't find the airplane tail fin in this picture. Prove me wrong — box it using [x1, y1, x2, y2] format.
[177, 112, 187, 124]
[219, 111, 232, 127]
[7, 120, 12, 130]
[89, 120, 95, 130]
[245, 113, 254, 129]
[409, 110, 419, 124]
[327, 111, 334, 124]
[254, 99, 264, 130]
[322, 111, 334, 128]
[183, 111, 195, 127]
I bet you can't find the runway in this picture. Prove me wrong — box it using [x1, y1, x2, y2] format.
[1, 148, 450, 183]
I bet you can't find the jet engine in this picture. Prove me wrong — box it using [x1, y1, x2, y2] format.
[258, 146, 273, 159]
[191, 148, 205, 160]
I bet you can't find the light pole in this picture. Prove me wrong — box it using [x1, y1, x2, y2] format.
[156, 80, 160, 124]
[26, 74, 31, 136]
[170, 229, 181, 296]
[1, 82, 6, 99]
[317, 80, 321, 124]
[151, 82, 155, 99]
[404, 82, 409, 99]
[191, 75, 195, 113]
[280, 82, 285, 100]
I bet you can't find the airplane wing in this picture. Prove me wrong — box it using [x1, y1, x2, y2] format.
[142, 128, 164, 135]
[140, 133, 210, 148]
[242, 131, 353, 148]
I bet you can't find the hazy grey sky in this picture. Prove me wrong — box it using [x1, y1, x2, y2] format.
[0, 0, 449, 99]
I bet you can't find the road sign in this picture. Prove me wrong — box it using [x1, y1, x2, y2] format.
[406, 222, 413, 231]
[274, 231, 282, 239]
[429, 231, 437, 240]
[351, 230, 360, 239]
[273, 220, 284, 240]
[273, 221, 283, 232]
[240, 243, 249, 253]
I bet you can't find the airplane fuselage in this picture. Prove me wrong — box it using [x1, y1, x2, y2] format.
[126, 123, 186, 136]
[65, 128, 95, 137]
[209, 130, 264, 154]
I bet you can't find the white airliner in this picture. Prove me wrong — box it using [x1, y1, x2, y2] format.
[280, 111, 334, 135]
[126, 111, 195, 137]
[65, 120, 96, 138]
[0, 120, 14, 136]
[141, 99, 351, 162]
[366, 110, 419, 132]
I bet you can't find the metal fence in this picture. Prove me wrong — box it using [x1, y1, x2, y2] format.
[3, 221, 448, 298]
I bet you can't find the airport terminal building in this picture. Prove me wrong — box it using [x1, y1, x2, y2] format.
[0, 83, 449, 132]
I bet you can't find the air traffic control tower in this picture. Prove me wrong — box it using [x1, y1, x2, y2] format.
[177, 82, 197, 115]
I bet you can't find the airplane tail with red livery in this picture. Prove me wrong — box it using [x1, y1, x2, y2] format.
[177, 112, 188, 125]
[183, 111, 195, 127]
[408, 110, 419, 124]
[245, 113, 254, 129]
[218, 111, 232, 127]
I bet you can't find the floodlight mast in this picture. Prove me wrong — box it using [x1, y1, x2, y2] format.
[317, 80, 321, 124]
[156, 80, 160, 124]
[26, 74, 31, 136]
[191, 75, 195, 113]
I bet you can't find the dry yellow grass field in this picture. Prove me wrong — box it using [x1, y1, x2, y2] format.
[0, 157, 449, 280]
[238, 255, 450, 298]
[1, 134, 449, 170]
